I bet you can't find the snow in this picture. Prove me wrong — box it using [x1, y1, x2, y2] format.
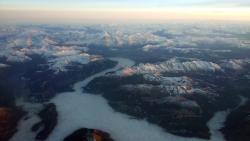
[112, 60, 219, 96]
[1, 39, 105, 73]
[48, 53, 99, 73]
[0, 50, 32, 62]
[9, 115, 43, 141]
[0, 24, 249, 75]
[220, 59, 250, 71]
[206, 96, 248, 141]
[52, 49, 80, 56]
[9, 58, 244, 141]
[9, 98, 44, 141]
[46, 58, 226, 141]
[0, 63, 9, 68]
[1, 23, 250, 141]
[116, 59, 223, 76]
[213, 50, 231, 52]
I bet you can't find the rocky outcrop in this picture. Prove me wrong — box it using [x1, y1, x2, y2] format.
[31, 103, 57, 140]
[93, 129, 114, 141]
[63, 128, 114, 141]
[0, 107, 23, 141]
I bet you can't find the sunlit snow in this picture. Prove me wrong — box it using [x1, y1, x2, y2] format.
[10, 58, 247, 141]
[46, 58, 227, 141]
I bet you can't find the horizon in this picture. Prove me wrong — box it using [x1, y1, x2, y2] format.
[1, 0, 250, 24]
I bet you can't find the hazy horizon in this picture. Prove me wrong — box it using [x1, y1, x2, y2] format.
[1, 0, 250, 24]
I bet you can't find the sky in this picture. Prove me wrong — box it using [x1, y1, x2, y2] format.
[0, 0, 250, 24]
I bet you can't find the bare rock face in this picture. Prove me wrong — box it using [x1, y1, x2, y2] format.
[93, 129, 114, 141]
[31, 103, 57, 140]
[64, 128, 114, 141]
[0, 107, 23, 141]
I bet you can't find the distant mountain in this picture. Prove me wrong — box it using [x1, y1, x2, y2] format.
[1, 23, 250, 141]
